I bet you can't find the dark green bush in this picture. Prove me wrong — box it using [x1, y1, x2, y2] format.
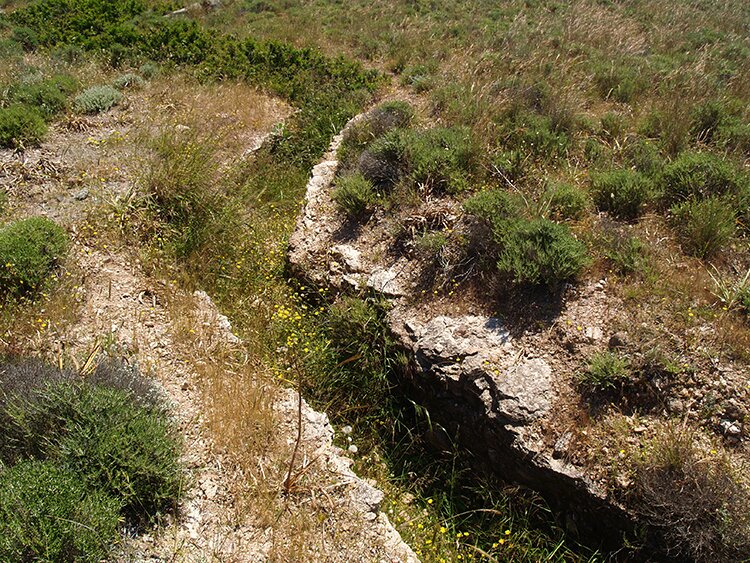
[0, 363, 182, 527]
[339, 101, 413, 168]
[0, 216, 67, 300]
[7, 75, 78, 119]
[670, 196, 736, 259]
[0, 104, 48, 148]
[493, 218, 589, 286]
[463, 188, 525, 224]
[591, 169, 655, 221]
[623, 139, 663, 176]
[358, 128, 407, 188]
[0, 460, 121, 562]
[659, 151, 749, 204]
[332, 172, 379, 219]
[600, 112, 627, 141]
[690, 100, 727, 143]
[579, 351, 630, 390]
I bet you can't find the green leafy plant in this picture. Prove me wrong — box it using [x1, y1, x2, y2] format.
[73, 85, 123, 114]
[0, 216, 68, 300]
[0, 104, 47, 148]
[544, 181, 590, 220]
[606, 235, 650, 276]
[112, 72, 145, 90]
[670, 196, 736, 259]
[332, 172, 379, 219]
[6, 75, 77, 118]
[591, 169, 655, 221]
[0, 460, 121, 562]
[579, 351, 630, 390]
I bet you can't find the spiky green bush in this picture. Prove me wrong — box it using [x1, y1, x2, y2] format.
[591, 169, 655, 221]
[332, 172, 379, 219]
[660, 151, 748, 204]
[545, 181, 590, 220]
[670, 196, 736, 259]
[579, 351, 630, 390]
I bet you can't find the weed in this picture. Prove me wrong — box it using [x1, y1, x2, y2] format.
[708, 266, 750, 315]
[0, 460, 121, 562]
[138, 62, 160, 79]
[6, 74, 77, 118]
[339, 101, 413, 168]
[591, 169, 655, 221]
[73, 85, 123, 114]
[0, 216, 68, 301]
[502, 112, 570, 161]
[332, 172, 379, 219]
[600, 112, 627, 141]
[593, 61, 642, 103]
[670, 196, 736, 259]
[579, 351, 630, 391]
[0, 103, 47, 148]
[631, 426, 750, 561]
[623, 139, 663, 176]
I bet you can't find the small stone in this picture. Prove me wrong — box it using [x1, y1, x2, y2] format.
[74, 188, 89, 200]
[633, 425, 647, 434]
[608, 332, 628, 350]
[720, 419, 742, 436]
[668, 399, 684, 413]
[553, 431, 573, 459]
[341, 425, 353, 435]
[348, 444, 358, 454]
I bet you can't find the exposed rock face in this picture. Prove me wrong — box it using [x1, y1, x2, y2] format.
[288, 110, 637, 548]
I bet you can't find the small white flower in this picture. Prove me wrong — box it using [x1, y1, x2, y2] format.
[347, 444, 358, 454]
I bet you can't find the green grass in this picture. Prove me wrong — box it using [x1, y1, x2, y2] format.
[590, 169, 655, 221]
[332, 172, 379, 219]
[0, 104, 47, 148]
[73, 85, 123, 114]
[579, 351, 630, 391]
[670, 196, 737, 259]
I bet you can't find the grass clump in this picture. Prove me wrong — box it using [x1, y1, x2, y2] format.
[670, 196, 736, 259]
[606, 235, 650, 276]
[502, 112, 570, 161]
[593, 61, 643, 103]
[631, 427, 750, 561]
[73, 85, 123, 114]
[0, 460, 121, 562]
[591, 169, 655, 221]
[332, 172, 379, 219]
[6, 74, 78, 119]
[0, 104, 47, 148]
[0, 216, 68, 301]
[339, 101, 413, 168]
[579, 351, 630, 391]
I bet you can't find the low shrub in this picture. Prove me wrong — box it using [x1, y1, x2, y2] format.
[493, 218, 589, 286]
[463, 188, 525, 224]
[0, 460, 121, 562]
[659, 151, 749, 204]
[579, 351, 630, 390]
[623, 139, 663, 176]
[358, 128, 406, 188]
[544, 181, 590, 220]
[73, 85, 123, 114]
[339, 101, 413, 168]
[631, 427, 750, 561]
[591, 169, 655, 221]
[0, 104, 48, 148]
[670, 196, 736, 259]
[690, 100, 726, 143]
[600, 112, 627, 141]
[0, 361, 182, 527]
[138, 62, 160, 79]
[112, 73, 145, 90]
[332, 172, 379, 219]
[0, 216, 68, 300]
[7, 75, 77, 118]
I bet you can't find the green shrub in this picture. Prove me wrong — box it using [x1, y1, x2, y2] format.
[639, 108, 690, 156]
[600, 112, 627, 141]
[623, 139, 663, 176]
[112, 72, 145, 90]
[332, 172, 379, 219]
[579, 351, 630, 390]
[545, 181, 590, 220]
[490, 150, 526, 181]
[493, 218, 589, 286]
[718, 120, 750, 154]
[690, 100, 726, 143]
[1, 377, 182, 526]
[0, 104, 48, 148]
[631, 427, 750, 561]
[463, 188, 525, 224]
[73, 85, 123, 114]
[358, 128, 406, 188]
[670, 196, 736, 258]
[339, 101, 413, 167]
[591, 169, 655, 221]
[0, 216, 68, 300]
[10, 26, 39, 51]
[659, 151, 749, 204]
[606, 235, 650, 276]
[404, 126, 476, 194]
[7, 75, 77, 118]
[0, 460, 121, 562]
